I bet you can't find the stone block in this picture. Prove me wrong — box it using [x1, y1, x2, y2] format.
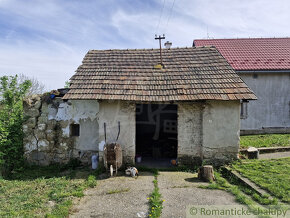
[25, 117, 37, 128]
[47, 120, 57, 130]
[34, 129, 46, 140]
[46, 130, 56, 141]
[38, 123, 46, 131]
[26, 108, 40, 117]
[38, 116, 48, 123]
[34, 101, 42, 110]
[59, 120, 69, 128]
[41, 102, 49, 114]
[38, 139, 50, 150]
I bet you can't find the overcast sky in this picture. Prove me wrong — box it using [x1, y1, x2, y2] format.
[0, 0, 289, 90]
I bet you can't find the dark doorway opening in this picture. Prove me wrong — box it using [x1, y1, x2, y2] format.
[136, 104, 177, 163]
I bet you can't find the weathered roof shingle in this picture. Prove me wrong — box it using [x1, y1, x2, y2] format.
[63, 47, 256, 101]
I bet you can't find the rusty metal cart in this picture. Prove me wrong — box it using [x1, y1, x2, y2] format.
[103, 121, 122, 176]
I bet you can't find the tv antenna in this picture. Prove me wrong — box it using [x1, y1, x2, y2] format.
[155, 34, 165, 66]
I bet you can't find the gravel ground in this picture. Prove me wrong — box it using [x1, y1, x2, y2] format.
[70, 172, 154, 218]
[158, 172, 242, 218]
[259, 151, 290, 159]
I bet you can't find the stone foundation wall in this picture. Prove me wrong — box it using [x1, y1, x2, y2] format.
[23, 96, 136, 166]
[23, 95, 100, 165]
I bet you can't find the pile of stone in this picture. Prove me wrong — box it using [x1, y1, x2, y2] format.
[23, 94, 74, 165]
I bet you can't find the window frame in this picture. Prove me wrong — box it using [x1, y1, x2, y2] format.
[70, 123, 80, 137]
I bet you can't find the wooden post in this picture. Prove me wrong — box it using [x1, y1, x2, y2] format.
[198, 165, 215, 182]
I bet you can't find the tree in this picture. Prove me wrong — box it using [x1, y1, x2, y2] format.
[18, 73, 46, 95]
[0, 75, 31, 177]
[64, 80, 70, 88]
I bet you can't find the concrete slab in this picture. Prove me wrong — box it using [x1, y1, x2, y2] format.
[158, 172, 243, 218]
[70, 172, 154, 218]
[259, 151, 290, 159]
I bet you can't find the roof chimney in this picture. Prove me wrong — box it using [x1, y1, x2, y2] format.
[164, 41, 172, 49]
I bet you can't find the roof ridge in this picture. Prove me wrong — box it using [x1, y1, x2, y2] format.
[87, 46, 213, 52]
[194, 37, 290, 41]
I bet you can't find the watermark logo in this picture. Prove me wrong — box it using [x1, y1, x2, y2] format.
[186, 205, 289, 218]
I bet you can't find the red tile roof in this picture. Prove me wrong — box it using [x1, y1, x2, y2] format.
[194, 38, 290, 71]
[63, 47, 256, 101]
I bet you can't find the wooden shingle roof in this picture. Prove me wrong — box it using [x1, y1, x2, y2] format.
[63, 47, 257, 101]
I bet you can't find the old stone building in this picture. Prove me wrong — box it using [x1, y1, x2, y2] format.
[23, 47, 256, 166]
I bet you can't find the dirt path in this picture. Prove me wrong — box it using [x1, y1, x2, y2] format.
[70, 172, 154, 218]
[158, 172, 242, 218]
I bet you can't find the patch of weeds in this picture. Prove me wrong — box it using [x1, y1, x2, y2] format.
[171, 185, 190, 188]
[0, 165, 98, 217]
[106, 188, 130, 195]
[46, 200, 72, 217]
[148, 171, 164, 218]
[87, 175, 97, 188]
[240, 134, 290, 149]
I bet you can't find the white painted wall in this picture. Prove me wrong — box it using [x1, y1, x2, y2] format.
[97, 100, 136, 164]
[240, 73, 290, 130]
[202, 100, 240, 162]
[177, 102, 203, 164]
[49, 99, 100, 151]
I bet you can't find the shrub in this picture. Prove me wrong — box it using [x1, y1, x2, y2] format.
[0, 75, 31, 177]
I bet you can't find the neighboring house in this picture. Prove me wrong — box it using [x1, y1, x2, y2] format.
[23, 47, 256, 167]
[194, 38, 290, 135]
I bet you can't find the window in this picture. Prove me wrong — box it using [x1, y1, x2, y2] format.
[163, 120, 177, 133]
[240, 102, 248, 119]
[136, 104, 143, 115]
[70, 124, 80, 136]
[253, 74, 258, 79]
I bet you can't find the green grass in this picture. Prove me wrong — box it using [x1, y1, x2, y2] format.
[0, 165, 98, 217]
[148, 171, 164, 218]
[240, 134, 290, 149]
[232, 158, 290, 203]
[106, 188, 130, 195]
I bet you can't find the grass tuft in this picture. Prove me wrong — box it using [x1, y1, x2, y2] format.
[106, 188, 130, 195]
[148, 172, 163, 218]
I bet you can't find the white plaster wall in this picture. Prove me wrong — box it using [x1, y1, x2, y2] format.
[48, 99, 100, 151]
[97, 100, 136, 164]
[202, 100, 240, 161]
[177, 102, 203, 161]
[50, 99, 100, 137]
[240, 73, 290, 130]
